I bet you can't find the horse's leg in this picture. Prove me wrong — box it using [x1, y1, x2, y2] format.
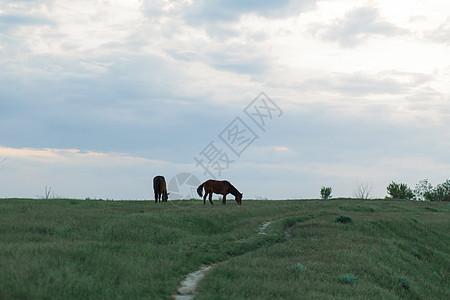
[155, 191, 158, 203]
[203, 193, 207, 205]
[222, 194, 226, 205]
[209, 192, 213, 205]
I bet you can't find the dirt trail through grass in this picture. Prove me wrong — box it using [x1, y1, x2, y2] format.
[173, 264, 215, 300]
[258, 221, 272, 235]
[173, 220, 276, 299]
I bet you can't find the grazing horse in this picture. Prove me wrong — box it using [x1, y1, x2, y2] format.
[153, 175, 169, 203]
[197, 179, 242, 205]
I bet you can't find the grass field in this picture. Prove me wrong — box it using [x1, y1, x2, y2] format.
[0, 198, 448, 299]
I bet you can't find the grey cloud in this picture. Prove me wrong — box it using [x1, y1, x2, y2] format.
[426, 17, 450, 45]
[141, 0, 317, 39]
[182, 0, 315, 23]
[0, 51, 234, 159]
[167, 46, 270, 75]
[309, 7, 407, 47]
[0, 13, 54, 32]
[183, 0, 316, 38]
[0, 0, 55, 33]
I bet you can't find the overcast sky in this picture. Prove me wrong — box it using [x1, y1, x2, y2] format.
[1, 0, 449, 200]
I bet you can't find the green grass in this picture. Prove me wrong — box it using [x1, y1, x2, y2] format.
[0, 198, 449, 299]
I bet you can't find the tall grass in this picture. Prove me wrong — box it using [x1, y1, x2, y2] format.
[0, 198, 448, 299]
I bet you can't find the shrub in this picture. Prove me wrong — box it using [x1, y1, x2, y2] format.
[342, 274, 357, 285]
[320, 186, 332, 200]
[386, 182, 414, 200]
[433, 179, 450, 201]
[414, 179, 450, 201]
[414, 179, 434, 201]
[335, 215, 352, 224]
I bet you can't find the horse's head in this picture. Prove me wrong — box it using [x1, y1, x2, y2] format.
[236, 193, 243, 205]
[163, 192, 170, 202]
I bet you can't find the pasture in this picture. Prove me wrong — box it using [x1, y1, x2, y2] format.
[0, 198, 448, 299]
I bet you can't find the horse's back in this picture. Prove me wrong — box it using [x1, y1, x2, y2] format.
[203, 179, 233, 193]
[153, 176, 166, 191]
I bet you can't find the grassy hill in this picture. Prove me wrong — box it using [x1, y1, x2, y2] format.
[0, 198, 448, 299]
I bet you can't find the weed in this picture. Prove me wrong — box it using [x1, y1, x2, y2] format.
[410, 250, 421, 260]
[412, 217, 419, 223]
[433, 271, 443, 280]
[394, 276, 410, 291]
[426, 207, 438, 212]
[287, 263, 306, 273]
[369, 206, 375, 212]
[342, 274, 357, 285]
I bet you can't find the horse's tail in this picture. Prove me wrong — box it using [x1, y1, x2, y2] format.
[197, 183, 204, 197]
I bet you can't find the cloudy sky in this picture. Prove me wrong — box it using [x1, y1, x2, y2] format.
[1, 0, 449, 200]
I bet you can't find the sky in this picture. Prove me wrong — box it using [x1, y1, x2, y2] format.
[1, 0, 449, 200]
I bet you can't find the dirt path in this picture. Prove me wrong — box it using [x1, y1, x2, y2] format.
[173, 264, 215, 300]
[258, 221, 272, 235]
[173, 220, 276, 299]
[284, 226, 294, 240]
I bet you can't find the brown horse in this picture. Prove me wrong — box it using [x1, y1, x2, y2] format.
[153, 175, 169, 203]
[197, 179, 242, 205]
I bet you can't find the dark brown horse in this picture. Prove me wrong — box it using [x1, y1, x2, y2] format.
[153, 175, 169, 203]
[197, 179, 242, 205]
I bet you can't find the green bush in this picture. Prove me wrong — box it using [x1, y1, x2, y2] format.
[335, 215, 352, 224]
[433, 180, 450, 201]
[386, 182, 414, 200]
[320, 186, 332, 200]
[414, 179, 450, 201]
[342, 274, 357, 285]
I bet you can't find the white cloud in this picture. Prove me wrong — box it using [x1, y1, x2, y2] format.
[309, 6, 407, 47]
[0, 146, 186, 199]
[0, 146, 156, 166]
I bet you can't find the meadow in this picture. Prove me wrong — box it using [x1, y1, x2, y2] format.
[0, 198, 448, 299]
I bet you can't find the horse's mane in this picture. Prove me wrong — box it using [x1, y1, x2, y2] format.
[227, 181, 240, 196]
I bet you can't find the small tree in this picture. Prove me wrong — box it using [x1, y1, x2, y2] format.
[353, 182, 372, 200]
[320, 186, 332, 200]
[44, 186, 52, 200]
[433, 179, 450, 202]
[386, 182, 414, 200]
[414, 179, 450, 201]
[414, 179, 434, 201]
